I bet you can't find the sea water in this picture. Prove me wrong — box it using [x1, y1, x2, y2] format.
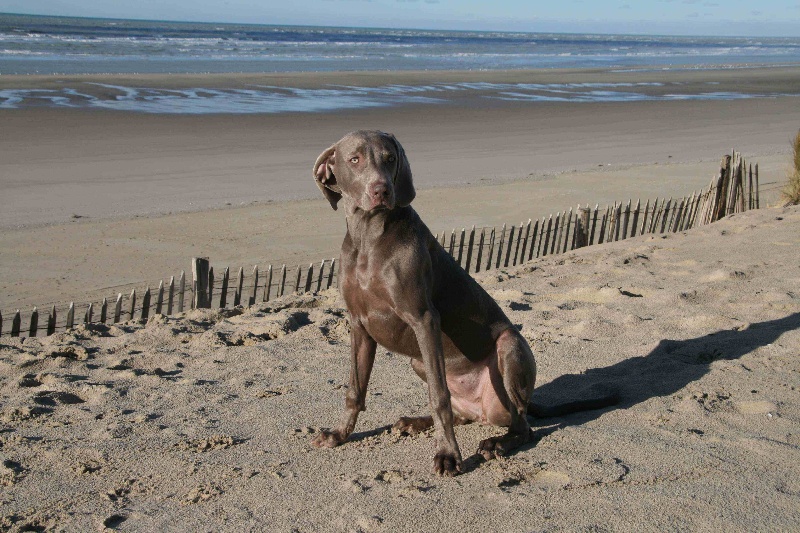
[2, 13, 799, 113]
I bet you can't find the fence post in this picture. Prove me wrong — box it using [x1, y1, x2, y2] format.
[129, 289, 137, 320]
[542, 215, 553, 256]
[448, 229, 456, 256]
[528, 219, 539, 261]
[177, 271, 186, 313]
[47, 306, 56, 335]
[155, 281, 164, 315]
[315, 260, 325, 292]
[503, 224, 515, 267]
[28, 307, 38, 337]
[304, 263, 313, 293]
[755, 163, 759, 209]
[495, 224, 506, 269]
[250, 265, 259, 305]
[561, 208, 573, 253]
[597, 207, 608, 244]
[100, 297, 108, 324]
[485, 228, 496, 271]
[141, 288, 151, 322]
[576, 207, 590, 248]
[613, 203, 622, 241]
[167, 276, 175, 315]
[475, 228, 485, 273]
[639, 199, 649, 235]
[293, 265, 302, 293]
[11, 310, 21, 337]
[266, 265, 274, 301]
[457, 228, 466, 266]
[192, 257, 211, 309]
[208, 268, 215, 307]
[622, 200, 631, 240]
[672, 198, 685, 232]
[219, 267, 229, 308]
[513, 221, 524, 265]
[66, 302, 75, 329]
[114, 294, 122, 323]
[464, 226, 476, 273]
[519, 220, 531, 263]
[327, 258, 336, 289]
[660, 198, 672, 233]
[651, 199, 662, 233]
[234, 266, 244, 306]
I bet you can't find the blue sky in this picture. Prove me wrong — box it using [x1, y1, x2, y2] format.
[2, 0, 800, 36]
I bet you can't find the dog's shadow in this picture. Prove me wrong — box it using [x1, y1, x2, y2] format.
[511, 312, 800, 455]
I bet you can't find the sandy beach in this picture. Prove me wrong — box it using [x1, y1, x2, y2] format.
[1, 64, 800, 530]
[1, 203, 798, 530]
[1, 67, 799, 313]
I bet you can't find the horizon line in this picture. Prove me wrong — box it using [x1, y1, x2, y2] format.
[1, 11, 799, 40]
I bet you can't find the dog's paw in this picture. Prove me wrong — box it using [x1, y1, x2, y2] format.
[392, 416, 433, 435]
[477, 436, 507, 460]
[478, 429, 534, 460]
[311, 428, 346, 448]
[433, 451, 463, 477]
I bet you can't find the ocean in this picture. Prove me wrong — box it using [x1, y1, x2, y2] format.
[2, 13, 800, 114]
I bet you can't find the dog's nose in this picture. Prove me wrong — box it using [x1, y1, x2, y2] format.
[369, 181, 389, 202]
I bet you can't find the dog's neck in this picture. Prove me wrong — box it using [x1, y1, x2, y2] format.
[345, 208, 388, 251]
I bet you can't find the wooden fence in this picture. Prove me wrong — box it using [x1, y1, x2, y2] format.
[0, 151, 764, 339]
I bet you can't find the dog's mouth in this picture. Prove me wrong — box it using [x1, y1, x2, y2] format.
[367, 198, 394, 211]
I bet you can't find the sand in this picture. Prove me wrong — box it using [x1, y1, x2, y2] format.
[2, 67, 800, 312]
[1, 66, 799, 530]
[0, 204, 798, 531]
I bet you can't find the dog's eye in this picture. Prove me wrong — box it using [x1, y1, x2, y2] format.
[350, 156, 359, 164]
[387, 155, 396, 163]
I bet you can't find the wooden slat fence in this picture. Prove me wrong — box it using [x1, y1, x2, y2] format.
[1, 150, 767, 339]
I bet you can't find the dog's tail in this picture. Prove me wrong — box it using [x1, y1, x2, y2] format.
[527, 389, 621, 418]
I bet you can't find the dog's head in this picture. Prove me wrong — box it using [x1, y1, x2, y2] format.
[313, 130, 415, 214]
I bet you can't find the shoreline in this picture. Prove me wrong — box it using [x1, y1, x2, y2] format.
[3, 63, 800, 91]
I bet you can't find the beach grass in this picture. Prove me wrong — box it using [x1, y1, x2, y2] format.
[782, 129, 800, 206]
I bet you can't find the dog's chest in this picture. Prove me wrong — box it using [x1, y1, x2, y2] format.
[340, 256, 417, 355]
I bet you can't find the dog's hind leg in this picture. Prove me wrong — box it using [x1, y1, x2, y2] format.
[393, 358, 471, 435]
[477, 328, 537, 460]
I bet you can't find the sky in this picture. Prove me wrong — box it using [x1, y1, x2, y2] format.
[2, 0, 800, 36]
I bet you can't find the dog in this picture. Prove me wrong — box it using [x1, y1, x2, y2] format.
[310, 130, 614, 476]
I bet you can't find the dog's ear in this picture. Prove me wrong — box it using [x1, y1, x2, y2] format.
[313, 144, 342, 210]
[386, 133, 415, 207]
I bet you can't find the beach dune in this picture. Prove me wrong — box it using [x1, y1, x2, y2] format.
[0, 204, 797, 530]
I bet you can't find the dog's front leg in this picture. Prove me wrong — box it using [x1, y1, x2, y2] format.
[312, 319, 376, 448]
[402, 307, 463, 476]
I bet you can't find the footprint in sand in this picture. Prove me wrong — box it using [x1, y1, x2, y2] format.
[531, 469, 571, 489]
[733, 400, 777, 415]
